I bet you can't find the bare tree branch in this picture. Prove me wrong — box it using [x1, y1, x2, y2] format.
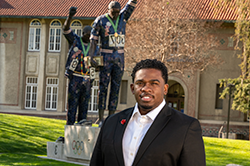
[125, 0, 223, 74]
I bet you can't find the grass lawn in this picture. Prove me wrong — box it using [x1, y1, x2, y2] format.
[0, 113, 250, 166]
[204, 137, 250, 166]
[0, 113, 81, 166]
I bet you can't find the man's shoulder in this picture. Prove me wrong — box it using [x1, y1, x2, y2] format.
[73, 36, 82, 45]
[113, 107, 134, 117]
[95, 14, 107, 22]
[102, 107, 133, 128]
[67, 39, 83, 56]
[106, 107, 133, 120]
[122, 107, 134, 112]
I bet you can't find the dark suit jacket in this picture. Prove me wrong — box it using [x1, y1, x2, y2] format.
[90, 105, 206, 166]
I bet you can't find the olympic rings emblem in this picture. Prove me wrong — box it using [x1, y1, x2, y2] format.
[72, 140, 84, 155]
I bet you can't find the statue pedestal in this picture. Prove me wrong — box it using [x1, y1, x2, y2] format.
[47, 142, 66, 160]
[47, 125, 100, 164]
[64, 125, 100, 160]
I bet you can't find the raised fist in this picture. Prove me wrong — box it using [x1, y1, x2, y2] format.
[69, 7, 77, 17]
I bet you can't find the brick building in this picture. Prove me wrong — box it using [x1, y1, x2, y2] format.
[0, 0, 248, 139]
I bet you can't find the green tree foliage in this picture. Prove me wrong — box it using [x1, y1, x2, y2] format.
[220, 78, 250, 113]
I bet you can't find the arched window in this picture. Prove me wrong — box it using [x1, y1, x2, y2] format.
[71, 20, 83, 36]
[167, 83, 184, 98]
[49, 20, 62, 51]
[28, 19, 41, 51]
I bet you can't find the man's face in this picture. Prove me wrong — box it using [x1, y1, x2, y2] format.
[108, 8, 120, 20]
[130, 68, 169, 115]
[82, 31, 91, 43]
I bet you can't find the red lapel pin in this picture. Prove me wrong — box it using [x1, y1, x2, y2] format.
[121, 119, 126, 125]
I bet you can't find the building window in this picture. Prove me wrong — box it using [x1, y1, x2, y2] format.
[28, 19, 41, 51]
[71, 20, 83, 36]
[88, 80, 99, 112]
[49, 20, 61, 51]
[45, 78, 58, 110]
[25, 77, 38, 109]
[120, 80, 128, 104]
[215, 84, 223, 109]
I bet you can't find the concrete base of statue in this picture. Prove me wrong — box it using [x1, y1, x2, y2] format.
[47, 142, 66, 160]
[46, 125, 100, 165]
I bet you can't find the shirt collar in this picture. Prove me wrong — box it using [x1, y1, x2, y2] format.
[132, 99, 166, 121]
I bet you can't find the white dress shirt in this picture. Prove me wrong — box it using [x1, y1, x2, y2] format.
[122, 100, 166, 166]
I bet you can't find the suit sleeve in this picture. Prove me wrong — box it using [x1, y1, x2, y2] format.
[90, 115, 112, 166]
[90, 125, 104, 166]
[178, 119, 206, 166]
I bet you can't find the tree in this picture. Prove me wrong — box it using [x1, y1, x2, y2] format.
[125, 0, 222, 74]
[217, 0, 250, 115]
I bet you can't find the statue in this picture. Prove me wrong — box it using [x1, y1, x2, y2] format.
[63, 7, 98, 125]
[89, 0, 138, 126]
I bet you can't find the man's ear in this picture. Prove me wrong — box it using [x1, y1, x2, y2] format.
[130, 83, 135, 95]
[164, 84, 169, 95]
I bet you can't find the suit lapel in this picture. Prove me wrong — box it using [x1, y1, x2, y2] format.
[132, 105, 172, 166]
[114, 108, 134, 166]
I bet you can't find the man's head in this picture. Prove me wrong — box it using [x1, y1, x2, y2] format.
[82, 25, 92, 43]
[108, 1, 121, 20]
[130, 59, 169, 115]
[131, 59, 168, 84]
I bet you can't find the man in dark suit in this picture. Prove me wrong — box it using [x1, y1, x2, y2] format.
[90, 59, 206, 166]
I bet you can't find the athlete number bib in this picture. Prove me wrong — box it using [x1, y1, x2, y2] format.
[69, 59, 79, 71]
[109, 34, 125, 47]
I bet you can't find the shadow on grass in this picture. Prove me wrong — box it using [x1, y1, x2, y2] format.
[0, 122, 48, 154]
[0, 115, 65, 155]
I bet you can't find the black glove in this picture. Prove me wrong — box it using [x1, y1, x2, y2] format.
[69, 7, 77, 17]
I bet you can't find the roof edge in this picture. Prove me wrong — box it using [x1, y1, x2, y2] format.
[129, 18, 236, 23]
[0, 15, 96, 20]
